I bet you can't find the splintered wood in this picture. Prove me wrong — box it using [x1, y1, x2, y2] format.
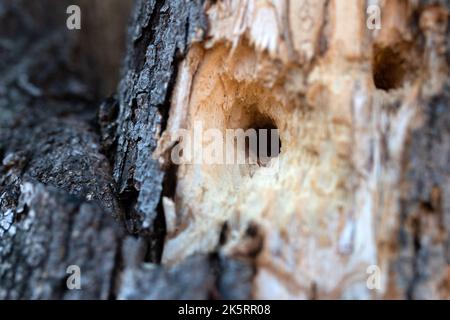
[156, 0, 450, 299]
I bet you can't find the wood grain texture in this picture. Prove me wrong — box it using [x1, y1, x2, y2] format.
[1, 0, 449, 300]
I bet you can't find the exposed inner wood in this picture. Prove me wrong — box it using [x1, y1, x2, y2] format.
[154, 0, 449, 299]
[1, 0, 450, 300]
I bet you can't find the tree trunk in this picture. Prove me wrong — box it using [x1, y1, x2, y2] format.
[1, 0, 450, 300]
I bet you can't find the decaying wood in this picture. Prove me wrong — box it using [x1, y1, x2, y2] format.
[0, 0, 124, 299]
[154, 0, 450, 299]
[1, 0, 450, 300]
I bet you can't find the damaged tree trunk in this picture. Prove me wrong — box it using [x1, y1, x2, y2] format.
[139, 0, 450, 299]
[1, 0, 450, 300]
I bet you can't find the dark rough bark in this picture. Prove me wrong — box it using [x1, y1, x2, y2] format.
[399, 82, 450, 299]
[0, 0, 254, 300]
[118, 254, 216, 300]
[112, 0, 207, 238]
[0, 0, 124, 299]
[117, 248, 253, 300]
[0, 183, 121, 299]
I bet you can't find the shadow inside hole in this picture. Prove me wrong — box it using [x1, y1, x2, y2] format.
[372, 45, 408, 91]
[245, 118, 281, 167]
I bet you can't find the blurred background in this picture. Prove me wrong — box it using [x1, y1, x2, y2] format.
[0, 0, 134, 99]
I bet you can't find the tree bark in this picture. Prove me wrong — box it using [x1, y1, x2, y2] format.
[1, 0, 450, 300]
[0, 0, 252, 300]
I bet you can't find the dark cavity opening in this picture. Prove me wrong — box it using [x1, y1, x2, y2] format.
[373, 45, 407, 91]
[246, 117, 281, 167]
